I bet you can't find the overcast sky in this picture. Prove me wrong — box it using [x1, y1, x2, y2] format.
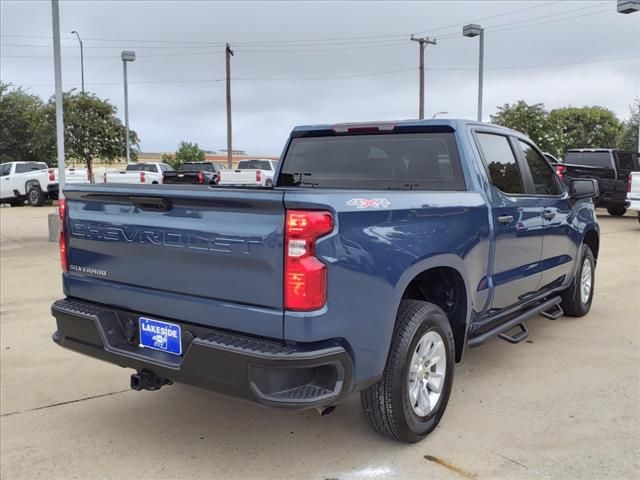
[1, 0, 639, 155]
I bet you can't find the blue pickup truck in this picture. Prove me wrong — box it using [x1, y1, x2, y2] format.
[51, 120, 600, 443]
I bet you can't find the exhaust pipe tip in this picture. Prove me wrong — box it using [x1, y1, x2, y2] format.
[315, 405, 336, 416]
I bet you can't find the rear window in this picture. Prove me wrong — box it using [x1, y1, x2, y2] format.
[564, 152, 612, 168]
[126, 163, 158, 172]
[278, 133, 465, 190]
[238, 160, 272, 170]
[15, 162, 47, 173]
[181, 163, 215, 172]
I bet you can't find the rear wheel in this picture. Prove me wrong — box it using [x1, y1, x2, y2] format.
[606, 206, 626, 216]
[28, 186, 46, 207]
[265, 179, 273, 187]
[361, 300, 455, 443]
[560, 244, 595, 317]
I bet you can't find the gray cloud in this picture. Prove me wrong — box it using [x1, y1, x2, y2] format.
[1, 0, 638, 155]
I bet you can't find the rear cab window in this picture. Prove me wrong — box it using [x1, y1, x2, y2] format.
[181, 163, 215, 172]
[238, 160, 274, 171]
[564, 151, 613, 168]
[278, 132, 465, 190]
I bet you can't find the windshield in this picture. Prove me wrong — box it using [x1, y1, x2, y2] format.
[181, 163, 215, 172]
[564, 152, 612, 168]
[237, 160, 272, 170]
[278, 132, 465, 190]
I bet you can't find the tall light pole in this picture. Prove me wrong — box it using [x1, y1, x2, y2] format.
[225, 43, 234, 169]
[463, 24, 484, 122]
[617, 0, 639, 153]
[121, 50, 135, 164]
[51, 0, 65, 196]
[70, 30, 84, 93]
[410, 35, 437, 119]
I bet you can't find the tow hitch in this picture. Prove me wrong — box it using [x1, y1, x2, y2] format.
[130, 370, 173, 391]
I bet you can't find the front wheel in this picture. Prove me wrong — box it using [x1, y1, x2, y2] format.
[607, 206, 626, 216]
[560, 245, 595, 317]
[361, 300, 455, 443]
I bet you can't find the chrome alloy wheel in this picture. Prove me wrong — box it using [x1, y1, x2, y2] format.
[408, 330, 447, 417]
[581, 258, 592, 304]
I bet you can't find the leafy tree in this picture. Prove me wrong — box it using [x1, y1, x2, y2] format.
[547, 106, 621, 153]
[490, 100, 560, 155]
[160, 152, 181, 170]
[0, 83, 55, 163]
[44, 91, 139, 181]
[175, 141, 205, 164]
[616, 99, 639, 152]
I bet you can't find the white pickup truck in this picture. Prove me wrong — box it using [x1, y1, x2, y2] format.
[103, 162, 174, 184]
[1, 161, 92, 206]
[626, 171, 640, 223]
[218, 159, 278, 187]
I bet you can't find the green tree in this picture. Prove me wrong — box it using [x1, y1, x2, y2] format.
[490, 100, 560, 155]
[547, 106, 621, 153]
[616, 99, 639, 152]
[0, 83, 55, 163]
[44, 91, 140, 181]
[175, 141, 205, 164]
[160, 152, 181, 170]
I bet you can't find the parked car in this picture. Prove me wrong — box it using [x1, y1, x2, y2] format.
[51, 120, 600, 443]
[162, 162, 225, 185]
[103, 162, 173, 184]
[626, 171, 640, 223]
[556, 149, 639, 216]
[218, 159, 278, 187]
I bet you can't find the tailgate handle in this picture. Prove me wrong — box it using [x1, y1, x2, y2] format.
[129, 196, 172, 211]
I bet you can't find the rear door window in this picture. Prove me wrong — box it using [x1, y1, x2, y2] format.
[475, 133, 525, 194]
[0, 164, 11, 176]
[615, 151, 638, 171]
[517, 140, 561, 195]
[279, 132, 465, 190]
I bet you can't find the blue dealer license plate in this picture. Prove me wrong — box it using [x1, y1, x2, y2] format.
[139, 317, 182, 355]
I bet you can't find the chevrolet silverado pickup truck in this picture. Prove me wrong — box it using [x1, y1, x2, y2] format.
[51, 120, 600, 443]
[556, 149, 639, 216]
[218, 159, 278, 187]
[163, 162, 225, 185]
[103, 162, 173, 185]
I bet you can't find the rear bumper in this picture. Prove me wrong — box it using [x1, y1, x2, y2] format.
[51, 298, 353, 409]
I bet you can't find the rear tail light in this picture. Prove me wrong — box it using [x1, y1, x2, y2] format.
[555, 165, 566, 181]
[284, 210, 333, 311]
[58, 198, 68, 272]
[140, 171, 146, 183]
[197, 171, 205, 184]
[627, 175, 632, 193]
[48, 169, 55, 181]
[256, 170, 262, 183]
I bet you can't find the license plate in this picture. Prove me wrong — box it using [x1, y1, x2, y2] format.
[139, 317, 182, 355]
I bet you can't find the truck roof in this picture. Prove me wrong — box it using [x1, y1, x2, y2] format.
[290, 119, 518, 137]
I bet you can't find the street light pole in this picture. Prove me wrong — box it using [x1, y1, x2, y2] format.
[616, 0, 639, 152]
[410, 35, 437, 120]
[225, 43, 234, 169]
[463, 24, 484, 122]
[70, 30, 84, 93]
[121, 51, 135, 164]
[51, 0, 66, 196]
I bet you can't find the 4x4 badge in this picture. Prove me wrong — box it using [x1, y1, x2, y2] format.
[347, 198, 391, 209]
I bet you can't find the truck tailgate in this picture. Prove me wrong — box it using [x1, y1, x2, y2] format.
[63, 185, 285, 338]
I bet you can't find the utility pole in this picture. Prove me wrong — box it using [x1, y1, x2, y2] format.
[410, 35, 436, 119]
[225, 43, 234, 169]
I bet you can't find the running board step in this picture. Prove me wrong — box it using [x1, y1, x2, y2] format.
[467, 296, 562, 348]
[498, 323, 529, 344]
[540, 304, 564, 320]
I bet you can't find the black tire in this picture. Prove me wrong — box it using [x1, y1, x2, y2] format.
[27, 186, 45, 207]
[265, 179, 273, 187]
[9, 199, 24, 207]
[606, 206, 626, 216]
[637, 212, 640, 224]
[560, 244, 595, 317]
[361, 300, 455, 443]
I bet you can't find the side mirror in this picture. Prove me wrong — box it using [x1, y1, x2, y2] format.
[570, 178, 599, 199]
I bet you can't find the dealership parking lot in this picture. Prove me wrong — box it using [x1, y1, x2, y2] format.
[1, 205, 638, 480]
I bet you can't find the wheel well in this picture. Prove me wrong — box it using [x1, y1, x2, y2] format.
[401, 267, 467, 362]
[584, 229, 599, 261]
[25, 180, 41, 191]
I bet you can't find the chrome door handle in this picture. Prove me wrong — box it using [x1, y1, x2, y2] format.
[497, 215, 514, 224]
